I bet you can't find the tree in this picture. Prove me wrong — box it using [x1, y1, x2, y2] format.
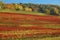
[0, 1, 3, 9]
[50, 7, 59, 15]
[53, 7, 59, 15]
[45, 9, 50, 15]
[25, 7, 32, 11]
[38, 7, 45, 13]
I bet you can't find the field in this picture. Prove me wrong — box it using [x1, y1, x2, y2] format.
[0, 12, 60, 40]
[0, 9, 46, 15]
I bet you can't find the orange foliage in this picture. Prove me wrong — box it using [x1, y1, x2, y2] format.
[4, 4, 14, 9]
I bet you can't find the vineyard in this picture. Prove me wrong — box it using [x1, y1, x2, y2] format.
[0, 12, 60, 40]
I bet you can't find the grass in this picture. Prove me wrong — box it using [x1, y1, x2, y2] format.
[39, 24, 60, 28]
[0, 35, 60, 40]
[40, 36, 60, 40]
[0, 9, 46, 16]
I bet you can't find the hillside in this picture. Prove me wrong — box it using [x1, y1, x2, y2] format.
[0, 1, 60, 16]
[0, 1, 60, 40]
[0, 12, 60, 40]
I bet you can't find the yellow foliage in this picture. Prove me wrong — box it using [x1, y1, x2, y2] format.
[54, 7, 59, 14]
[15, 4, 23, 10]
[18, 5, 23, 10]
[25, 7, 32, 11]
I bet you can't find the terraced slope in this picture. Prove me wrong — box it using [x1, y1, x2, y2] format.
[0, 12, 60, 40]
